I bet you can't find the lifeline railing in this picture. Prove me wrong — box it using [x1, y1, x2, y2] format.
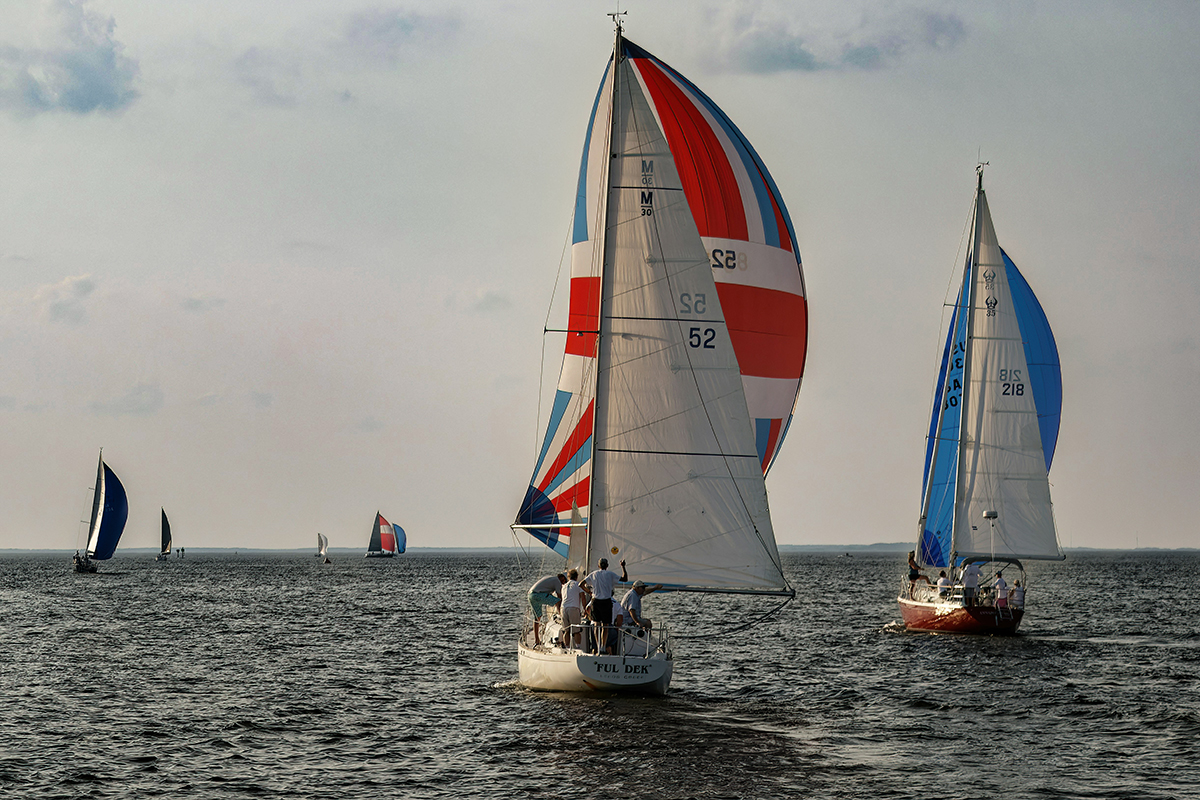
[900, 576, 1025, 609]
[525, 612, 670, 658]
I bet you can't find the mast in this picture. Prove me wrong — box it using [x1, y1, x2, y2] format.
[583, 16, 624, 572]
[952, 164, 986, 560]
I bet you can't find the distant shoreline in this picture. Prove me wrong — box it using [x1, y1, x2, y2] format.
[3, 544, 1196, 554]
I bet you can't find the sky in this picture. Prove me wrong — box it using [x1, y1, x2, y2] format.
[1, 0, 1197, 552]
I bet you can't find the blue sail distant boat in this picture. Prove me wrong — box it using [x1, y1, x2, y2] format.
[73, 450, 129, 573]
[156, 508, 172, 562]
[898, 166, 1065, 633]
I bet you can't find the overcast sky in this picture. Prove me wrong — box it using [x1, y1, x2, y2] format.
[1, 1, 1197, 552]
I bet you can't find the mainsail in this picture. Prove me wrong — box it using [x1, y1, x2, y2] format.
[85, 453, 128, 561]
[516, 35, 790, 594]
[917, 171, 1063, 567]
[317, 532, 328, 557]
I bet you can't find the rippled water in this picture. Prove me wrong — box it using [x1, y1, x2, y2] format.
[1, 550, 1197, 799]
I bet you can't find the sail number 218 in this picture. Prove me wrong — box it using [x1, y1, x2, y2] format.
[999, 368, 1025, 396]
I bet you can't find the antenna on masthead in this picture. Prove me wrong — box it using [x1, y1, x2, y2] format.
[608, 8, 627, 34]
[976, 160, 988, 191]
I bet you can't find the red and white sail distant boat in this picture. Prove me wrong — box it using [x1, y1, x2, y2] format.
[364, 512, 405, 558]
[898, 166, 1065, 634]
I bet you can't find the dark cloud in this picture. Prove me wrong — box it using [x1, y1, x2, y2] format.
[721, 7, 966, 74]
[91, 383, 164, 416]
[0, 0, 139, 115]
[726, 30, 825, 74]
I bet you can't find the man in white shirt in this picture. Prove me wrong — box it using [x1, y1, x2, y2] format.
[961, 562, 982, 607]
[1010, 581, 1025, 608]
[936, 570, 952, 598]
[620, 580, 662, 630]
[560, 568, 586, 649]
[528, 573, 566, 647]
[584, 558, 627, 654]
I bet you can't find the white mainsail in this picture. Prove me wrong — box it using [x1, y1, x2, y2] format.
[953, 184, 1061, 561]
[582, 45, 786, 592]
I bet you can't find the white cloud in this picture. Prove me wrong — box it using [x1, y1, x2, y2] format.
[469, 290, 513, 314]
[90, 383, 164, 416]
[0, 0, 139, 115]
[181, 296, 226, 314]
[32, 274, 95, 326]
[337, 9, 460, 66]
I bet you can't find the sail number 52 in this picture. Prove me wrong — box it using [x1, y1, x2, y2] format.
[689, 327, 716, 349]
[679, 293, 706, 314]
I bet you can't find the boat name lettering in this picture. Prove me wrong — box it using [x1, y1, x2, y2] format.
[679, 293, 707, 314]
[588, 661, 652, 676]
[689, 327, 716, 349]
[1001, 382, 1025, 396]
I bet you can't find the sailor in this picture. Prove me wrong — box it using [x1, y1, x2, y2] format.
[993, 571, 1008, 607]
[560, 569, 587, 650]
[907, 551, 931, 597]
[620, 580, 662, 630]
[936, 570, 952, 598]
[527, 573, 566, 647]
[583, 558, 627, 654]
[1010, 581, 1026, 608]
[961, 562, 982, 607]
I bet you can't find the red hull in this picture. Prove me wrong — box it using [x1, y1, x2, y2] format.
[898, 597, 1023, 634]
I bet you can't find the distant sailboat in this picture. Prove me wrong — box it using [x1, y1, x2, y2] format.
[364, 512, 404, 558]
[897, 166, 1065, 634]
[156, 508, 172, 561]
[316, 532, 328, 558]
[73, 450, 129, 573]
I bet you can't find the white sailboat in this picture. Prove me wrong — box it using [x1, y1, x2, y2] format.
[898, 166, 1065, 634]
[316, 532, 328, 558]
[513, 21, 804, 693]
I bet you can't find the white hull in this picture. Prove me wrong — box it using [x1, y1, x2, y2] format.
[516, 620, 672, 694]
